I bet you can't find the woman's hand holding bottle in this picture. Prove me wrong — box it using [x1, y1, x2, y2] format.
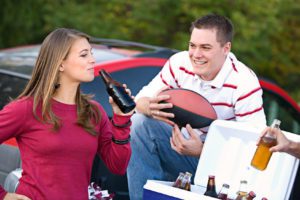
[109, 83, 135, 116]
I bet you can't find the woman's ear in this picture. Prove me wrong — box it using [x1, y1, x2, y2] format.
[59, 64, 64, 72]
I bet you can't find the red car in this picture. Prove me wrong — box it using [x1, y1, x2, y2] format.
[0, 38, 299, 200]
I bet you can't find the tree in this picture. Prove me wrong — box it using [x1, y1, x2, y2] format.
[0, 0, 299, 100]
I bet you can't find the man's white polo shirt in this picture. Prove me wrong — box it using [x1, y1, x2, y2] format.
[136, 51, 266, 131]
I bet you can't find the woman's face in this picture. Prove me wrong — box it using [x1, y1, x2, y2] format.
[60, 37, 96, 84]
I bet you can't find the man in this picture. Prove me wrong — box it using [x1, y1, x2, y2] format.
[127, 13, 266, 200]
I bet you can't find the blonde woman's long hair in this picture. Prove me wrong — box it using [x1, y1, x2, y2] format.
[18, 28, 100, 135]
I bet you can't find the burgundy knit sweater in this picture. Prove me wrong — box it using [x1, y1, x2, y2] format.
[0, 97, 131, 200]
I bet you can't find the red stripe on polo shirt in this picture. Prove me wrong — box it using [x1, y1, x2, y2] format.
[225, 116, 236, 120]
[230, 57, 238, 72]
[223, 84, 237, 89]
[211, 102, 234, 107]
[179, 67, 194, 76]
[169, 62, 180, 87]
[237, 87, 262, 101]
[160, 73, 174, 89]
[169, 62, 176, 79]
[235, 106, 263, 117]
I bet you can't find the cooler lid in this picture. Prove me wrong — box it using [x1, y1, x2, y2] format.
[194, 120, 300, 200]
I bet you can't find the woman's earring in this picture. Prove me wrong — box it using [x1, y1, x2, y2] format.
[54, 83, 60, 89]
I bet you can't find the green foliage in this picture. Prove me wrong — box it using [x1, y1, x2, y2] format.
[0, 0, 46, 46]
[0, 0, 299, 101]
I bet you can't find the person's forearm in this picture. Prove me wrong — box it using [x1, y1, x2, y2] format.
[286, 141, 300, 159]
[135, 97, 151, 116]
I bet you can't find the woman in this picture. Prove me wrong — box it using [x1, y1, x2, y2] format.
[0, 28, 133, 200]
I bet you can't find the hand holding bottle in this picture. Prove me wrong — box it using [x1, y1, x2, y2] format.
[109, 83, 135, 116]
[251, 119, 281, 170]
[258, 126, 300, 158]
[99, 69, 136, 115]
[258, 126, 289, 153]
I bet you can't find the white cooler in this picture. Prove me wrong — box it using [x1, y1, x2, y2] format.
[143, 120, 300, 200]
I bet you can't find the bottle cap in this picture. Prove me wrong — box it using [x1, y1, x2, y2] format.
[240, 180, 247, 184]
[222, 183, 230, 188]
[271, 119, 281, 128]
[209, 175, 215, 178]
[249, 191, 256, 197]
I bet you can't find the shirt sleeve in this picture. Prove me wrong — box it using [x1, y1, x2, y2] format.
[135, 56, 180, 100]
[233, 68, 266, 128]
[0, 100, 28, 198]
[96, 105, 132, 175]
[0, 100, 27, 144]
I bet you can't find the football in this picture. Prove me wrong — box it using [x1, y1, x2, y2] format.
[158, 88, 217, 128]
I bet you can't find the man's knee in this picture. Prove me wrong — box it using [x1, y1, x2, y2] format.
[130, 113, 163, 148]
[131, 113, 157, 133]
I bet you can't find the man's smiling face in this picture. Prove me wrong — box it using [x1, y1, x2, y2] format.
[188, 28, 231, 81]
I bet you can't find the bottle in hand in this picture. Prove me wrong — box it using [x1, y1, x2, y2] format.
[204, 175, 218, 198]
[99, 69, 136, 113]
[251, 119, 281, 170]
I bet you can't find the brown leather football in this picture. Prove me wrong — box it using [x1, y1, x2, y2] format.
[158, 88, 217, 128]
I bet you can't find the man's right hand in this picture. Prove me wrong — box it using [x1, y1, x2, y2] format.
[136, 95, 175, 126]
[4, 193, 31, 200]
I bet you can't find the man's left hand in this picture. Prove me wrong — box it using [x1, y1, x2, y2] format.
[170, 124, 203, 157]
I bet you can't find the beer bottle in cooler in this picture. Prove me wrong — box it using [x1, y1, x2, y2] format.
[218, 183, 230, 200]
[245, 191, 256, 200]
[99, 69, 136, 113]
[204, 175, 218, 198]
[172, 172, 185, 189]
[235, 180, 248, 200]
[182, 172, 192, 191]
[251, 119, 281, 170]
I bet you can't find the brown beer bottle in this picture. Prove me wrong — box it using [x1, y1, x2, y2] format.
[182, 172, 192, 191]
[251, 119, 281, 170]
[218, 183, 230, 200]
[235, 180, 248, 200]
[99, 69, 136, 113]
[245, 191, 256, 200]
[172, 172, 184, 188]
[204, 175, 218, 198]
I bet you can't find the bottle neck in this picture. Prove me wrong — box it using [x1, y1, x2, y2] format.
[207, 179, 216, 190]
[265, 119, 281, 138]
[238, 181, 247, 193]
[220, 187, 229, 194]
[100, 69, 120, 86]
[270, 119, 281, 129]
